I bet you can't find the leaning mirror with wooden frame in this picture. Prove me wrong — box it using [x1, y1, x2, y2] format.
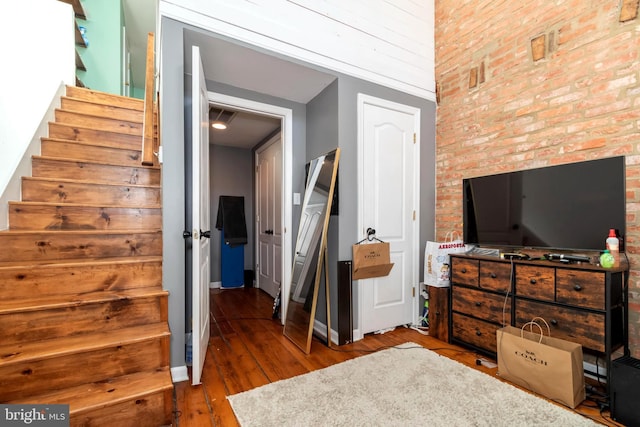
[283, 148, 340, 354]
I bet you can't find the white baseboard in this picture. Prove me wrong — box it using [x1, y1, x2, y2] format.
[313, 319, 338, 346]
[171, 365, 189, 383]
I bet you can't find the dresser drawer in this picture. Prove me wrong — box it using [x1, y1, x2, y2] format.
[556, 269, 604, 310]
[479, 261, 511, 292]
[451, 258, 479, 286]
[451, 313, 499, 353]
[515, 299, 605, 352]
[515, 265, 555, 301]
[452, 286, 511, 325]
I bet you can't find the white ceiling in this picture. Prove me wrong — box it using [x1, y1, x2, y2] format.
[122, 1, 337, 149]
[209, 109, 281, 149]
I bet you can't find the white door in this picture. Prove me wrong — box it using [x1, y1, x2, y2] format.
[358, 94, 420, 335]
[191, 45, 210, 386]
[256, 133, 282, 299]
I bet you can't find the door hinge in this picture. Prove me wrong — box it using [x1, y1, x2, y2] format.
[412, 287, 416, 297]
[413, 133, 416, 144]
[413, 210, 416, 221]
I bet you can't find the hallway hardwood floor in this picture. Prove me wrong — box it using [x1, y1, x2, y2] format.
[173, 287, 616, 426]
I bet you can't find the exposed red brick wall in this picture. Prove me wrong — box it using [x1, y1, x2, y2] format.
[435, 1, 640, 355]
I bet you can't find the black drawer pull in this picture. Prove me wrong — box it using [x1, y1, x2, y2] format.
[475, 301, 482, 307]
[530, 278, 537, 284]
[461, 268, 467, 273]
[574, 285, 582, 291]
[490, 273, 497, 279]
[550, 319, 558, 326]
[435, 311, 441, 316]
[475, 330, 482, 336]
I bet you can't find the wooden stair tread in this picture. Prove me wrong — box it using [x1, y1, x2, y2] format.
[41, 138, 141, 151]
[40, 138, 151, 169]
[61, 97, 144, 124]
[22, 176, 161, 189]
[55, 109, 143, 137]
[0, 231, 162, 263]
[62, 95, 144, 112]
[0, 229, 161, 236]
[0, 255, 162, 270]
[32, 155, 159, 171]
[65, 86, 144, 110]
[0, 287, 168, 314]
[56, 108, 142, 125]
[0, 322, 170, 367]
[8, 366, 173, 416]
[47, 122, 143, 149]
[9, 200, 161, 210]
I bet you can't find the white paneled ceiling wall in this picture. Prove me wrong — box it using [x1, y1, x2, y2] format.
[160, 0, 435, 101]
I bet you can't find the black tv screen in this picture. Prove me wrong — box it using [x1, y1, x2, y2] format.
[463, 156, 625, 252]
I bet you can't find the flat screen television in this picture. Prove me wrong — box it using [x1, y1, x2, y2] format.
[463, 156, 625, 252]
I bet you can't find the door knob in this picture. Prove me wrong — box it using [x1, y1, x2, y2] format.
[201, 230, 211, 239]
[183, 230, 192, 239]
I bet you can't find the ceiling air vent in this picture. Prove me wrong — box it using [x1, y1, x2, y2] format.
[209, 107, 237, 129]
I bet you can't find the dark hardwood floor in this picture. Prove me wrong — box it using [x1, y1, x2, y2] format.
[172, 287, 618, 426]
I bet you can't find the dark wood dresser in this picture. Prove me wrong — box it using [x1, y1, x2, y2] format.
[449, 253, 629, 390]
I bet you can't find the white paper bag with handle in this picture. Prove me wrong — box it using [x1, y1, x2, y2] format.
[424, 232, 467, 287]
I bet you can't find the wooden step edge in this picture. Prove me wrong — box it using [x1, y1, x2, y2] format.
[9, 200, 162, 211]
[32, 155, 160, 171]
[55, 108, 142, 126]
[41, 137, 143, 153]
[22, 176, 161, 189]
[0, 229, 161, 237]
[0, 287, 169, 315]
[0, 323, 171, 367]
[62, 95, 145, 113]
[47, 122, 143, 143]
[0, 255, 163, 271]
[8, 366, 173, 416]
[65, 85, 145, 108]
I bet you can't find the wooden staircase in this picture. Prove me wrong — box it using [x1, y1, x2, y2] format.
[0, 86, 173, 426]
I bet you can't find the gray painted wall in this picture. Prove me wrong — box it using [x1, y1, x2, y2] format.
[305, 80, 339, 325]
[159, 17, 187, 367]
[210, 145, 254, 282]
[160, 16, 436, 369]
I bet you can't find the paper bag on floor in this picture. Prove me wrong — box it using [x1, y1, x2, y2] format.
[496, 321, 586, 409]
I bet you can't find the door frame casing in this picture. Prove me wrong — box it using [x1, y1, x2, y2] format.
[209, 92, 293, 322]
[355, 93, 421, 340]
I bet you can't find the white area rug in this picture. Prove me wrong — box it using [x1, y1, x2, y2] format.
[228, 343, 599, 426]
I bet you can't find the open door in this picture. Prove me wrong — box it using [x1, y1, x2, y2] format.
[191, 45, 211, 385]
